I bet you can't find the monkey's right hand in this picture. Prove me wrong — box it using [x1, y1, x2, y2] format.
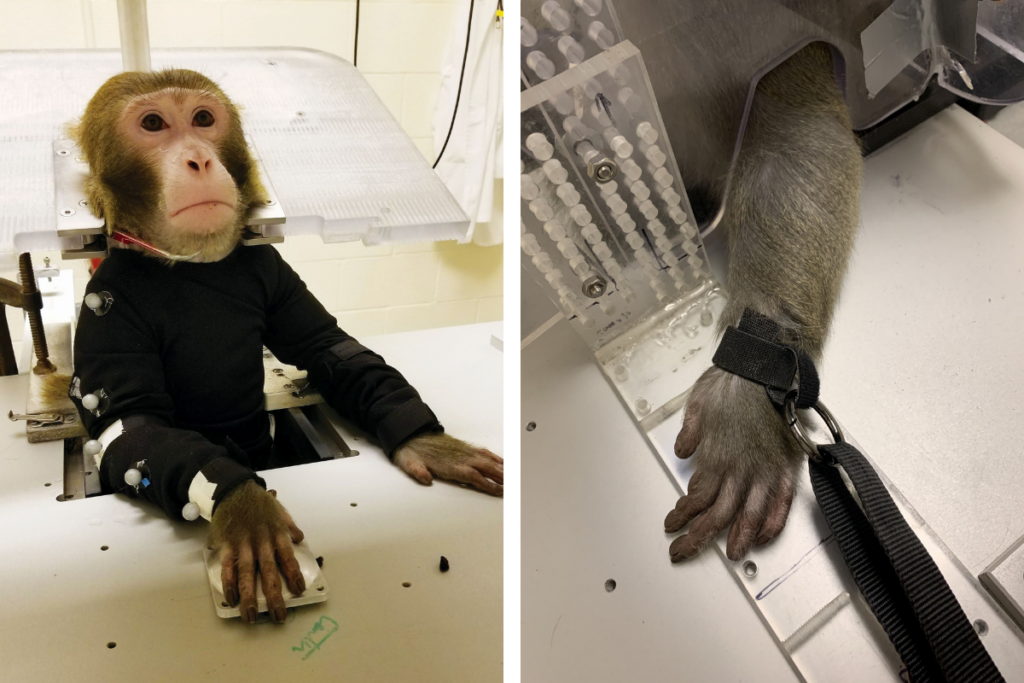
[210, 481, 306, 624]
[664, 365, 803, 562]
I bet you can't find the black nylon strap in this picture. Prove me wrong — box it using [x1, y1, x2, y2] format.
[810, 459, 944, 682]
[816, 443, 1004, 683]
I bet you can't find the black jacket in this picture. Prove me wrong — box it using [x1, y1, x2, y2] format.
[71, 245, 441, 518]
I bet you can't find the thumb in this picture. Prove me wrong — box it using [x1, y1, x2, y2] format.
[398, 452, 434, 485]
[675, 399, 702, 459]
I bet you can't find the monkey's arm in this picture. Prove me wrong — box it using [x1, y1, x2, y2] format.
[666, 43, 862, 561]
[72, 280, 265, 519]
[263, 248, 502, 495]
[262, 247, 442, 456]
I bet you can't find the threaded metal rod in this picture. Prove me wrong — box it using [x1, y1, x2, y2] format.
[19, 253, 54, 375]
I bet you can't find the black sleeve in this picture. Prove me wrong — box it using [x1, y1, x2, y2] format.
[263, 247, 443, 455]
[72, 279, 263, 519]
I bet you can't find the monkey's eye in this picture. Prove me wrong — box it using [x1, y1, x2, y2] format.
[193, 110, 215, 127]
[141, 114, 166, 132]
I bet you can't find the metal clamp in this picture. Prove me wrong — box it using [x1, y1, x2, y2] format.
[784, 397, 843, 465]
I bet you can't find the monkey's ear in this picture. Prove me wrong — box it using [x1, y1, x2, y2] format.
[65, 120, 83, 147]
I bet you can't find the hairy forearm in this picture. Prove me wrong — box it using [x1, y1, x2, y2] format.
[718, 49, 862, 359]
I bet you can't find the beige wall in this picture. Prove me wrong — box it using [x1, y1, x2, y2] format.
[0, 0, 502, 344]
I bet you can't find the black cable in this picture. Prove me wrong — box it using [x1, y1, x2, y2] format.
[433, 0, 476, 169]
[353, 0, 361, 66]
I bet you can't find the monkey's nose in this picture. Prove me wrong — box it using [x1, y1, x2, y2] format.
[186, 157, 212, 173]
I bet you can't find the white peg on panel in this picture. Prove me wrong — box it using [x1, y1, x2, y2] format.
[620, 159, 642, 182]
[556, 183, 581, 207]
[616, 87, 642, 113]
[542, 159, 568, 184]
[588, 21, 616, 50]
[629, 180, 650, 201]
[541, 0, 572, 31]
[557, 35, 586, 65]
[636, 121, 659, 144]
[526, 51, 556, 80]
[526, 132, 554, 160]
[529, 198, 554, 221]
[569, 205, 592, 226]
[544, 220, 567, 241]
[575, 0, 603, 16]
[521, 174, 539, 200]
[521, 17, 538, 46]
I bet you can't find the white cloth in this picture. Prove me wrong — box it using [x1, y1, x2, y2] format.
[432, 0, 504, 246]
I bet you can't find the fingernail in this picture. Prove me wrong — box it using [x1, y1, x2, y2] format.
[275, 607, 286, 623]
[247, 607, 256, 623]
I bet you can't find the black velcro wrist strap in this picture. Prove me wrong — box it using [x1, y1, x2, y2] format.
[712, 327, 798, 392]
[712, 309, 819, 410]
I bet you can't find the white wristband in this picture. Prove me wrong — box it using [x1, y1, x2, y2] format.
[186, 470, 218, 521]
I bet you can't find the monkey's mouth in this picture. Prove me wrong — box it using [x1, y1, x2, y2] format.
[169, 200, 234, 218]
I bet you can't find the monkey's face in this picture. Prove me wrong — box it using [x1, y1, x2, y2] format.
[72, 70, 267, 263]
[121, 89, 239, 239]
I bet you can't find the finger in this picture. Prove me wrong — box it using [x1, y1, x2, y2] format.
[237, 543, 258, 624]
[275, 532, 306, 596]
[479, 449, 503, 464]
[674, 399, 703, 459]
[473, 459, 504, 485]
[670, 477, 743, 562]
[259, 540, 288, 624]
[664, 470, 721, 533]
[280, 507, 304, 544]
[726, 481, 771, 561]
[401, 456, 434, 485]
[755, 471, 795, 546]
[453, 467, 503, 496]
[220, 544, 238, 607]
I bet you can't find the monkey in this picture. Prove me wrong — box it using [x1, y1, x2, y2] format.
[62, 68, 503, 625]
[663, 43, 862, 562]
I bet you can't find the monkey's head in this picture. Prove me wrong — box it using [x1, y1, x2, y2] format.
[70, 69, 267, 263]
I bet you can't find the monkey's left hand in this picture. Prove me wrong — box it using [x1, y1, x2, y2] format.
[664, 365, 803, 562]
[393, 433, 503, 497]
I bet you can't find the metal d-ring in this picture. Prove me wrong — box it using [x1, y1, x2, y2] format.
[784, 397, 843, 465]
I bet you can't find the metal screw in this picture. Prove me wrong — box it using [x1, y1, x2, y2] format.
[266, 60, 277, 66]
[283, 384, 294, 389]
[582, 275, 607, 299]
[60, 208, 75, 217]
[264, 199, 276, 206]
[526, 421, 537, 432]
[272, 368, 284, 374]
[589, 158, 617, 183]
[20, 254, 55, 375]
[296, 111, 306, 117]
[79, 199, 89, 207]
[56, 149, 70, 157]
[742, 561, 758, 578]
[974, 619, 989, 636]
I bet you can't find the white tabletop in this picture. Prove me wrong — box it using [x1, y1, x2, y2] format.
[0, 321, 502, 683]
